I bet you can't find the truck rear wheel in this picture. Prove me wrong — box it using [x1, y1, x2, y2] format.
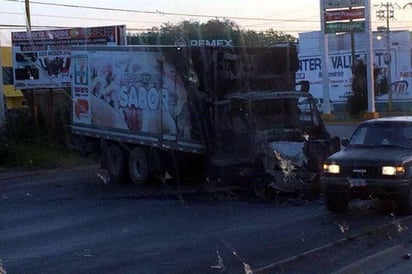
[106, 144, 127, 184]
[128, 147, 148, 185]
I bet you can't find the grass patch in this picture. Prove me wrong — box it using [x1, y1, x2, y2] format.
[0, 108, 98, 169]
[1, 142, 97, 169]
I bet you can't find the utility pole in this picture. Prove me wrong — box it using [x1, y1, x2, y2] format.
[0, 44, 5, 128]
[375, 2, 400, 112]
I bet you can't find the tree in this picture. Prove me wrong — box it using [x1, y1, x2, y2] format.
[127, 19, 298, 46]
[347, 59, 383, 116]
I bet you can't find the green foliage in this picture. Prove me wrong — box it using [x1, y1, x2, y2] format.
[0, 108, 95, 168]
[128, 19, 298, 46]
[347, 60, 368, 116]
[346, 60, 384, 116]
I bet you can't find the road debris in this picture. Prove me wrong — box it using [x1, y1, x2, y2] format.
[0, 259, 6, 274]
[338, 222, 349, 233]
[97, 172, 109, 184]
[210, 250, 225, 272]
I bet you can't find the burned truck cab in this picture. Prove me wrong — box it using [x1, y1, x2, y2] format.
[210, 91, 340, 194]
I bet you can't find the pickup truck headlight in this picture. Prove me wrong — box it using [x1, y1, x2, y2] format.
[323, 163, 340, 174]
[382, 166, 405, 176]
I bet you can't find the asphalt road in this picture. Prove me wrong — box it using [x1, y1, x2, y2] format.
[1, 165, 410, 274]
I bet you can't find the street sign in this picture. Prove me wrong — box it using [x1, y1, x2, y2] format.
[323, 0, 365, 9]
[325, 21, 365, 33]
[324, 8, 365, 21]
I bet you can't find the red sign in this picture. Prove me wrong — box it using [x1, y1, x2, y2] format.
[325, 8, 365, 22]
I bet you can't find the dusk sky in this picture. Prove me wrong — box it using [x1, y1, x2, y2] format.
[1, 0, 412, 45]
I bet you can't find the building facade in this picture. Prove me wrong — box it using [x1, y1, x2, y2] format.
[1, 47, 25, 109]
[297, 30, 412, 111]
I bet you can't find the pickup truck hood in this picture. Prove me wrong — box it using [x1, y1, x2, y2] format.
[328, 146, 412, 165]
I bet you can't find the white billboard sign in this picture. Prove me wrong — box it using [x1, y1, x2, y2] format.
[12, 25, 126, 90]
[297, 49, 412, 102]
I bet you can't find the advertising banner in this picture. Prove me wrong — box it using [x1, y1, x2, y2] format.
[297, 49, 412, 102]
[12, 25, 126, 90]
[72, 48, 192, 139]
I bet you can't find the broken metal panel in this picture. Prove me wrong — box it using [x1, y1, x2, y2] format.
[270, 141, 306, 167]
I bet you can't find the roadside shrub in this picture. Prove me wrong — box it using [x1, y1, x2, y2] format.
[0, 108, 95, 168]
[347, 60, 367, 116]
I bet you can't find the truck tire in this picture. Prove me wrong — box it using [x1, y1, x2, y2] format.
[128, 147, 148, 185]
[324, 192, 349, 213]
[253, 174, 275, 200]
[106, 144, 127, 184]
[396, 186, 412, 215]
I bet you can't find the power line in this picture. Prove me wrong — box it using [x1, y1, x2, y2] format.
[0, 23, 150, 32]
[1, 0, 318, 23]
[0, 10, 164, 26]
[1, 0, 410, 35]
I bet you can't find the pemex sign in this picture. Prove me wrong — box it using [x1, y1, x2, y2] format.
[323, 0, 366, 34]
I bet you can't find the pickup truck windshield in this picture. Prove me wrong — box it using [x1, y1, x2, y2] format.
[350, 123, 412, 148]
[251, 98, 300, 130]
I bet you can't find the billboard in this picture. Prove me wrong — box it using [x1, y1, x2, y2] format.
[11, 25, 126, 90]
[71, 47, 192, 139]
[297, 49, 412, 102]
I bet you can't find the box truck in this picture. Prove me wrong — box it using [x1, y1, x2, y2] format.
[71, 45, 340, 195]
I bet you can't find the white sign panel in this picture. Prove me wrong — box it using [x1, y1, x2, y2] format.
[12, 25, 126, 90]
[297, 50, 412, 102]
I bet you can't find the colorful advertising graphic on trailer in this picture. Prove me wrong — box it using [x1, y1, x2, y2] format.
[72, 47, 191, 138]
[11, 25, 126, 90]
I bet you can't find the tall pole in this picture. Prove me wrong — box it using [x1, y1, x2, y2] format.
[386, 4, 392, 111]
[376, 2, 399, 111]
[0, 45, 6, 128]
[25, 0, 32, 32]
[365, 0, 376, 113]
[320, 0, 331, 114]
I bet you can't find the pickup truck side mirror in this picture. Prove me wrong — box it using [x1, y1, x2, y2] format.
[342, 138, 350, 147]
[329, 136, 341, 154]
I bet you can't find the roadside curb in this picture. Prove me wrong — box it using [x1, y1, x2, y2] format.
[254, 215, 412, 273]
[0, 164, 99, 181]
[0, 169, 46, 181]
[331, 244, 409, 274]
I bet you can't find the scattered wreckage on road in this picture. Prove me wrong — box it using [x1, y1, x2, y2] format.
[70, 44, 340, 198]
